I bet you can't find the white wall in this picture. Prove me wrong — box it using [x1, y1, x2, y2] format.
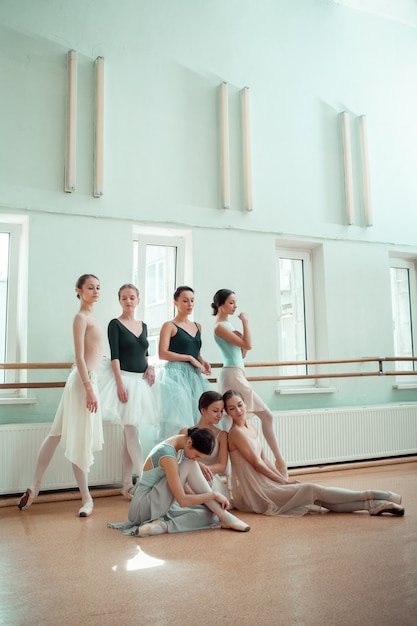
[1, 0, 417, 424]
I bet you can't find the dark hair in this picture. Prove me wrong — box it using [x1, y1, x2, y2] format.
[174, 285, 194, 300]
[211, 289, 235, 315]
[187, 427, 215, 455]
[118, 283, 139, 299]
[222, 389, 244, 407]
[75, 274, 99, 299]
[198, 390, 223, 412]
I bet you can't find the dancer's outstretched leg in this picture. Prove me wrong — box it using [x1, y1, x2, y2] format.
[256, 409, 288, 479]
[18, 435, 61, 510]
[316, 486, 404, 515]
[72, 463, 93, 517]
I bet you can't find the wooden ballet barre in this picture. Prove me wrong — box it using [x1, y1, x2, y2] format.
[0, 362, 72, 390]
[0, 362, 73, 370]
[1, 358, 416, 390]
[0, 382, 67, 389]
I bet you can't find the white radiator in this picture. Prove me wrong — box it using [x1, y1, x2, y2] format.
[2, 403, 417, 495]
[0, 421, 123, 495]
[250, 402, 417, 467]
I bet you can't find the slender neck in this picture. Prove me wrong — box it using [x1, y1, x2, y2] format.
[216, 311, 228, 322]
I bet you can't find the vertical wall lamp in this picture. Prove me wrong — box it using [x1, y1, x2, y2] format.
[358, 115, 372, 226]
[340, 111, 354, 225]
[219, 82, 230, 209]
[65, 50, 78, 193]
[94, 56, 104, 198]
[241, 86, 253, 211]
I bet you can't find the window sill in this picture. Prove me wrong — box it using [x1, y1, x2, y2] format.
[392, 383, 417, 390]
[275, 386, 338, 395]
[0, 397, 37, 405]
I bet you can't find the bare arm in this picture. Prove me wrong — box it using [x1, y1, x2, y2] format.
[73, 313, 98, 411]
[201, 430, 228, 476]
[229, 427, 288, 484]
[111, 358, 128, 402]
[142, 359, 155, 386]
[195, 323, 212, 376]
[215, 314, 252, 352]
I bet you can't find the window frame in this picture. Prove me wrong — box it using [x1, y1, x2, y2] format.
[389, 256, 417, 383]
[132, 230, 188, 362]
[275, 246, 317, 389]
[0, 218, 28, 398]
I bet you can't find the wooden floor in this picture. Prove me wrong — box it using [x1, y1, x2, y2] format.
[1, 461, 416, 626]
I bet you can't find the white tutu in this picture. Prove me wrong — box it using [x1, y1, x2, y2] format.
[98, 357, 159, 428]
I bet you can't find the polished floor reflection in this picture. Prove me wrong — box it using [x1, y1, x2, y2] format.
[1, 461, 416, 626]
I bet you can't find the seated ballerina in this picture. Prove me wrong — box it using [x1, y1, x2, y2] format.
[223, 390, 405, 518]
[107, 426, 250, 536]
[180, 391, 230, 500]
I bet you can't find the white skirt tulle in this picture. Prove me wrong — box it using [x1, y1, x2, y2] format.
[98, 357, 159, 428]
[50, 367, 103, 473]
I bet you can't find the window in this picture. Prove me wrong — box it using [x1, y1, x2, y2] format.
[0, 219, 27, 396]
[390, 258, 417, 375]
[276, 248, 316, 386]
[133, 232, 187, 361]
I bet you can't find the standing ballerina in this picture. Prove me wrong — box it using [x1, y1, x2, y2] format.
[158, 286, 211, 438]
[212, 289, 288, 479]
[18, 274, 104, 517]
[99, 284, 158, 500]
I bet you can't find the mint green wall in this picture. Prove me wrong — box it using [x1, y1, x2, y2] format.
[1, 1, 417, 425]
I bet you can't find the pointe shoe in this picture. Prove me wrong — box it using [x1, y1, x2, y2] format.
[368, 501, 405, 516]
[387, 492, 402, 505]
[220, 511, 250, 532]
[137, 519, 167, 537]
[79, 501, 94, 517]
[18, 488, 36, 511]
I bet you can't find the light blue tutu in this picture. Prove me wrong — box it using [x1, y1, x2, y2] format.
[157, 361, 211, 439]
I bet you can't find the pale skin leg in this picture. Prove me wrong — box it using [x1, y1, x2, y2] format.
[315, 486, 396, 512]
[255, 409, 288, 479]
[72, 463, 92, 505]
[29, 434, 62, 498]
[123, 425, 143, 488]
[21, 435, 93, 508]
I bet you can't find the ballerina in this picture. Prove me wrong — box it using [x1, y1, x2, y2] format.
[212, 288, 287, 478]
[108, 426, 250, 537]
[18, 274, 104, 517]
[180, 390, 230, 500]
[158, 285, 211, 438]
[99, 283, 158, 500]
[224, 389, 404, 518]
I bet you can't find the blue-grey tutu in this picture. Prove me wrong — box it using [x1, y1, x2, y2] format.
[157, 361, 211, 439]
